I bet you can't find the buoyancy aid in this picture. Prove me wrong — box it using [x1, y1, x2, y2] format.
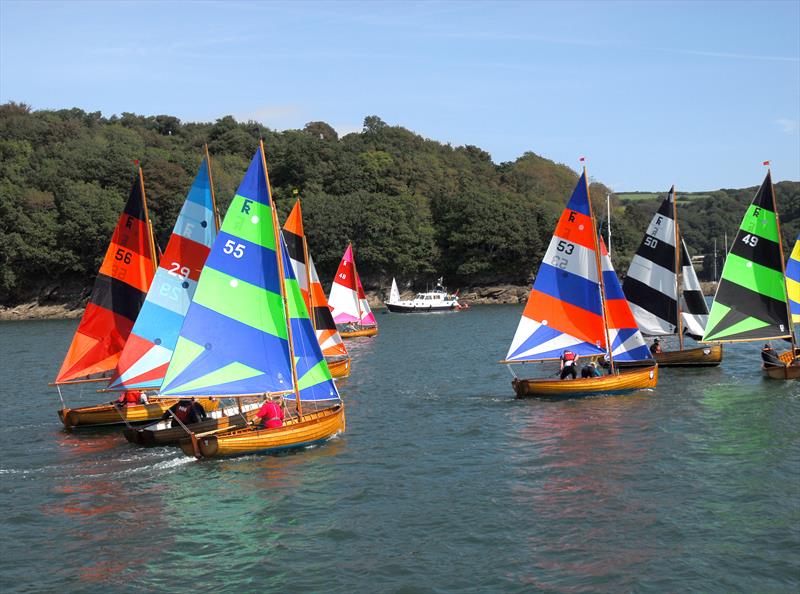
[562, 350, 576, 365]
[173, 402, 193, 423]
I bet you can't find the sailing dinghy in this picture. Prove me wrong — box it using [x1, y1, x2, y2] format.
[622, 187, 722, 366]
[329, 243, 378, 337]
[282, 200, 352, 378]
[701, 169, 799, 379]
[53, 165, 175, 429]
[154, 142, 343, 458]
[501, 167, 657, 398]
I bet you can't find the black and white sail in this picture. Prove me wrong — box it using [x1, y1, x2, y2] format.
[622, 187, 708, 340]
[622, 188, 679, 336]
[679, 239, 709, 339]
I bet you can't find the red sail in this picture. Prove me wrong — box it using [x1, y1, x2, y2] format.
[55, 170, 156, 383]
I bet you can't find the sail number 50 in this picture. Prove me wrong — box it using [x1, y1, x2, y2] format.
[223, 240, 246, 258]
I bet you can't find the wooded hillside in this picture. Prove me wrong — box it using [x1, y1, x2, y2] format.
[1, 102, 797, 305]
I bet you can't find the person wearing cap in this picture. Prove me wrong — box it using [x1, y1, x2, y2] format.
[761, 343, 783, 368]
[649, 338, 662, 355]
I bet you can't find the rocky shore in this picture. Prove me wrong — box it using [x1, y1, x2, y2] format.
[1, 281, 719, 321]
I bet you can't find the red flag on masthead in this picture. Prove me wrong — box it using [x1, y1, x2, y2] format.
[762, 160, 770, 166]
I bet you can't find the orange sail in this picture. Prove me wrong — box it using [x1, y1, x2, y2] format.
[282, 201, 349, 358]
[55, 168, 157, 383]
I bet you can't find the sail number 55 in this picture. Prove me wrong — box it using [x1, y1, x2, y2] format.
[223, 240, 246, 258]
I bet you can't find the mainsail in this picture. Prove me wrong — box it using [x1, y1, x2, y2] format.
[389, 278, 400, 303]
[788, 233, 800, 331]
[622, 187, 709, 340]
[160, 145, 338, 402]
[506, 171, 648, 363]
[282, 200, 348, 358]
[703, 171, 791, 342]
[108, 154, 218, 390]
[55, 168, 157, 383]
[329, 243, 376, 327]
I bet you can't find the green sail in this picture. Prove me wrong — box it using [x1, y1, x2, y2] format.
[703, 171, 791, 342]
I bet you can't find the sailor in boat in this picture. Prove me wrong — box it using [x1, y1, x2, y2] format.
[559, 350, 579, 380]
[761, 343, 784, 368]
[113, 390, 147, 407]
[162, 398, 208, 428]
[581, 361, 602, 378]
[251, 396, 285, 429]
[649, 338, 662, 355]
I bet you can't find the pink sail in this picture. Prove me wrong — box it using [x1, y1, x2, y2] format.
[328, 243, 376, 327]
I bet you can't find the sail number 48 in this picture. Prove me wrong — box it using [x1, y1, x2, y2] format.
[223, 240, 246, 258]
[742, 234, 759, 247]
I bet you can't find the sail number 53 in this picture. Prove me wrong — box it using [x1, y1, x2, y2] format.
[556, 240, 575, 254]
[223, 240, 246, 258]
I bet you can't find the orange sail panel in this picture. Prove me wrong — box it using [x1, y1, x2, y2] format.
[55, 170, 156, 383]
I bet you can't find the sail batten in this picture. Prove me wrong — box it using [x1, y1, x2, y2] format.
[702, 172, 791, 342]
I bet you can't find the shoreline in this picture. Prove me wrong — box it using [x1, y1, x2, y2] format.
[0, 281, 719, 321]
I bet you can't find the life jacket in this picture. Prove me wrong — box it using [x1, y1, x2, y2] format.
[173, 402, 193, 423]
[125, 391, 141, 404]
[562, 351, 576, 364]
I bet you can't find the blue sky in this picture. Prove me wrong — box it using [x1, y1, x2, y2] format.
[1, 0, 798, 191]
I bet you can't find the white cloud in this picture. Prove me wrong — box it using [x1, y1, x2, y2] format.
[776, 118, 799, 134]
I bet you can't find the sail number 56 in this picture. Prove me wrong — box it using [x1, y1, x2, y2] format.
[223, 240, 246, 258]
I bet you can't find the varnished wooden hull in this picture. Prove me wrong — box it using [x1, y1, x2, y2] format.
[513, 365, 658, 399]
[340, 327, 377, 338]
[762, 349, 800, 379]
[123, 403, 260, 447]
[180, 403, 345, 458]
[59, 398, 219, 430]
[619, 345, 723, 368]
[327, 357, 352, 378]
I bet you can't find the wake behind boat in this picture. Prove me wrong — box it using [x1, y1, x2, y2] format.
[385, 277, 462, 313]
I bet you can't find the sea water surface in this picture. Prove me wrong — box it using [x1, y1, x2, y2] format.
[0, 306, 798, 593]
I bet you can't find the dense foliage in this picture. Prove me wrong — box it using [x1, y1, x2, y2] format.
[0, 102, 798, 305]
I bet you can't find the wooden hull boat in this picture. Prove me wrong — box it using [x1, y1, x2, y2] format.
[340, 326, 377, 338]
[180, 403, 345, 458]
[327, 357, 351, 378]
[123, 401, 260, 447]
[618, 344, 723, 368]
[762, 349, 800, 380]
[512, 365, 658, 399]
[58, 397, 218, 430]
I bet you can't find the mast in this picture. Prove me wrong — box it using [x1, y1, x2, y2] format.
[262, 139, 303, 416]
[298, 198, 316, 332]
[204, 143, 221, 232]
[584, 166, 616, 372]
[350, 242, 365, 325]
[138, 165, 158, 273]
[672, 186, 685, 351]
[769, 167, 797, 355]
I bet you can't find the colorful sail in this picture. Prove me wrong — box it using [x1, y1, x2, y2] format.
[505, 172, 608, 362]
[282, 201, 348, 358]
[679, 239, 710, 340]
[329, 243, 376, 326]
[703, 171, 791, 342]
[108, 156, 217, 390]
[55, 169, 156, 383]
[787, 233, 800, 331]
[622, 189, 678, 336]
[599, 238, 652, 362]
[160, 146, 337, 402]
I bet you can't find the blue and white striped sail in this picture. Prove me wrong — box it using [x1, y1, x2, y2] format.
[506, 173, 608, 362]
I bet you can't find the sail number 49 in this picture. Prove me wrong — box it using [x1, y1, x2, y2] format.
[742, 234, 759, 247]
[223, 240, 246, 258]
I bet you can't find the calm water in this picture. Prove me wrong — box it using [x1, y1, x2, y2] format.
[1, 306, 798, 593]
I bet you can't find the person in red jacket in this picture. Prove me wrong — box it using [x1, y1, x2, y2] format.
[559, 350, 579, 380]
[113, 390, 147, 407]
[252, 398, 284, 429]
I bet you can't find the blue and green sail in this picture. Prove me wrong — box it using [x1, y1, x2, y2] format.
[160, 145, 338, 401]
[703, 171, 791, 342]
[787, 233, 800, 335]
